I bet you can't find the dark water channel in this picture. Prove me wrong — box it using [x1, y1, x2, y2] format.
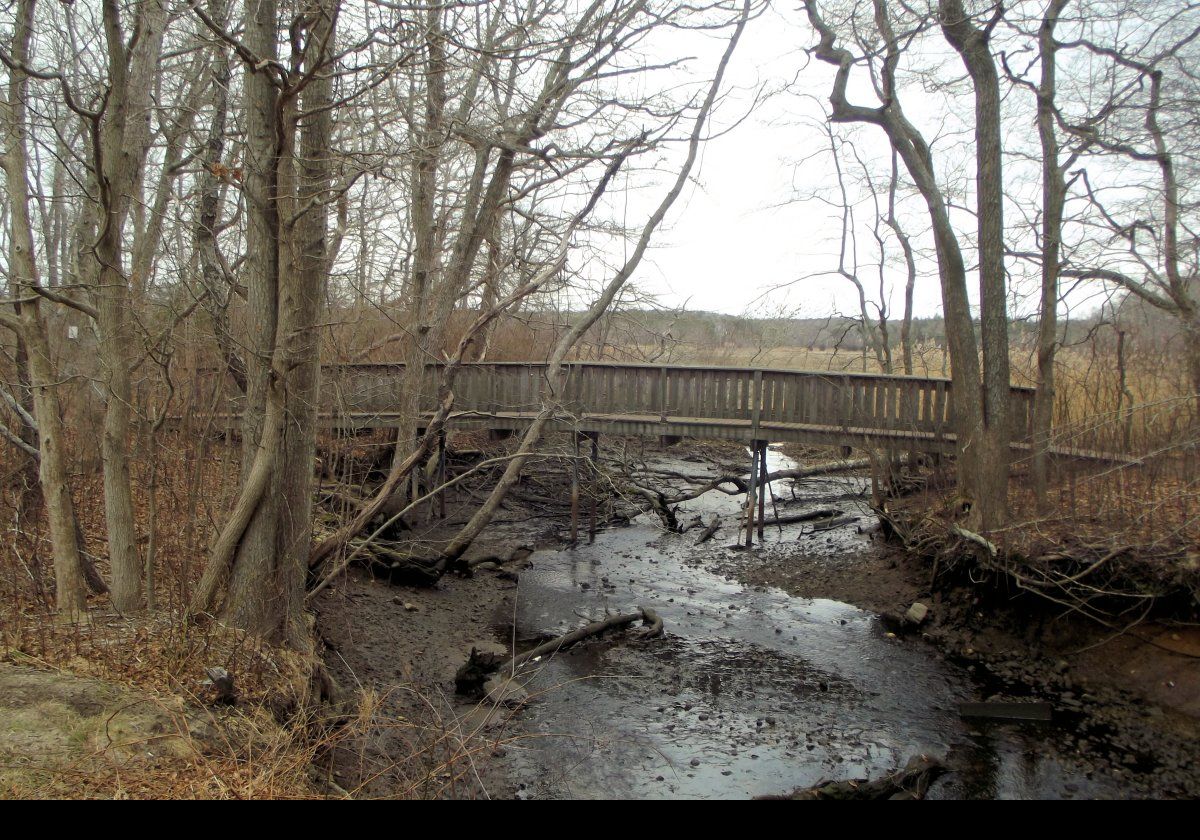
[484, 446, 1126, 799]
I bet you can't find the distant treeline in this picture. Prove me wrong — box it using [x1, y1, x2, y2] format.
[558, 308, 1139, 354]
[323, 295, 1181, 367]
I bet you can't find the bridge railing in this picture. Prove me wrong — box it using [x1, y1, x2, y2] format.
[193, 361, 1034, 443]
[300, 361, 1036, 444]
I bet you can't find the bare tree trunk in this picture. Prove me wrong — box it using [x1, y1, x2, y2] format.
[805, 0, 1007, 528]
[0, 0, 85, 616]
[214, 0, 285, 634]
[194, 34, 247, 392]
[1031, 0, 1068, 510]
[192, 0, 339, 648]
[469, 234, 504, 362]
[93, 0, 167, 613]
[885, 152, 917, 376]
[272, 0, 336, 648]
[393, 5, 448, 495]
[940, 0, 1011, 530]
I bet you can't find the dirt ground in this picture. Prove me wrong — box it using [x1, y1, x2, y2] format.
[313, 512, 553, 798]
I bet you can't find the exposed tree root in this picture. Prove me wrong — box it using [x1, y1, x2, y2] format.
[349, 539, 442, 586]
[879, 505, 1200, 625]
[625, 483, 680, 531]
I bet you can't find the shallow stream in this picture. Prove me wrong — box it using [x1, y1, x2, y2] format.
[484, 446, 1125, 799]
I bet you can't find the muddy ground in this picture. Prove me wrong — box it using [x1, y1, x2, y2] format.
[314, 438, 1200, 799]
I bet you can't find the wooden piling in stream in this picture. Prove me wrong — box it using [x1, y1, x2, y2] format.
[757, 443, 767, 541]
[588, 433, 599, 544]
[570, 432, 581, 547]
[744, 440, 760, 547]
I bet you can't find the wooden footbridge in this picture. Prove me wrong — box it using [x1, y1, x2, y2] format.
[197, 360, 1116, 548]
[208, 361, 1039, 454]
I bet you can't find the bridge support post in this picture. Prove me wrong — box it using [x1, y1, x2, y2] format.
[570, 432, 581, 548]
[757, 442, 768, 541]
[744, 440, 765, 548]
[588, 433, 599, 544]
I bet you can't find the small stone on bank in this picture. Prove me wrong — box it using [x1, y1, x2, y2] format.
[904, 602, 929, 625]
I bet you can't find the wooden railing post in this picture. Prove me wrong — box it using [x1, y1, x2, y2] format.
[659, 365, 668, 421]
[840, 374, 851, 433]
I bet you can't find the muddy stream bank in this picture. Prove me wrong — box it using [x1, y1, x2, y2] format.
[318, 443, 1198, 799]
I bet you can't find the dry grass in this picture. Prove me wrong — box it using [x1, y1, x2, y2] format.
[0, 596, 503, 799]
[0, 613, 334, 799]
[0, 429, 346, 799]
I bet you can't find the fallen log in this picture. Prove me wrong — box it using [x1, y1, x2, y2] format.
[455, 607, 664, 697]
[663, 457, 880, 504]
[758, 508, 843, 528]
[758, 755, 945, 800]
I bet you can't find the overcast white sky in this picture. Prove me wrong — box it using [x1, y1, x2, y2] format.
[607, 3, 1116, 323]
[618, 5, 933, 319]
